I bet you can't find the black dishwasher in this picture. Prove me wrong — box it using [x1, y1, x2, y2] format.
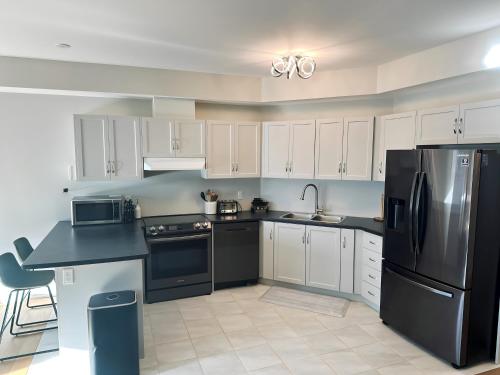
[213, 221, 259, 290]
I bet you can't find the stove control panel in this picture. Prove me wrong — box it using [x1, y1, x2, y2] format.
[146, 221, 211, 236]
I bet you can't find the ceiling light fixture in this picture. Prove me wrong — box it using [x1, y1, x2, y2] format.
[271, 55, 316, 79]
[56, 43, 72, 49]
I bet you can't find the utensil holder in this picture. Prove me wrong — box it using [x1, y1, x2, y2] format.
[204, 201, 217, 215]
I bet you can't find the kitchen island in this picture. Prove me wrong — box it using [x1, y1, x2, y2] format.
[23, 221, 148, 375]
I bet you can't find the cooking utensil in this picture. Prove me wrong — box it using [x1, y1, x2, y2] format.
[201, 192, 207, 202]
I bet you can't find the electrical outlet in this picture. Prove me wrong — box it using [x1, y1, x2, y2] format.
[237, 191, 243, 199]
[62, 268, 74, 285]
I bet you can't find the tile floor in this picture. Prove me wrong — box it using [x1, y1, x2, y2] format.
[140, 284, 500, 375]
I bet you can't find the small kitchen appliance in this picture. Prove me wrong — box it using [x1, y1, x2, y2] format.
[251, 198, 269, 213]
[217, 200, 239, 215]
[71, 195, 124, 226]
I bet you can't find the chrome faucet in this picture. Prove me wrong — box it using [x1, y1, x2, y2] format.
[299, 184, 323, 215]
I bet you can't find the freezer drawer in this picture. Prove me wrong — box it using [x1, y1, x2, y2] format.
[380, 262, 469, 366]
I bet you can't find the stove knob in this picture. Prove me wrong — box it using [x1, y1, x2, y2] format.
[149, 226, 158, 235]
[158, 225, 166, 233]
[194, 222, 201, 229]
[201, 222, 209, 228]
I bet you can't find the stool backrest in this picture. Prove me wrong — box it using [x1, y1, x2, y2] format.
[0, 253, 24, 289]
[13, 237, 34, 262]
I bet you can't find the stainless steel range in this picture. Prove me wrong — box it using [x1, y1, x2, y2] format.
[143, 215, 212, 303]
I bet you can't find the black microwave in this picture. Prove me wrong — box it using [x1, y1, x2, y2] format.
[71, 195, 123, 226]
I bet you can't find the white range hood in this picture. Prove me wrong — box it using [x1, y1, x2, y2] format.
[143, 157, 205, 171]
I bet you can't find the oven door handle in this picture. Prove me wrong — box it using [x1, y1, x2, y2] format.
[147, 233, 211, 244]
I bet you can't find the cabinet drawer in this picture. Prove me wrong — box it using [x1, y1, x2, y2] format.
[362, 232, 382, 254]
[362, 266, 381, 289]
[362, 248, 382, 272]
[361, 281, 380, 307]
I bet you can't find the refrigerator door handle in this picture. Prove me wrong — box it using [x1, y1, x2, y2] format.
[408, 172, 419, 253]
[385, 267, 453, 298]
[414, 172, 426, 254]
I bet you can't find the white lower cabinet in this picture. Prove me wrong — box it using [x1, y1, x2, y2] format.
[340, 229, 355, 293]
[273, 223, 306, 285]
[259, 221, 274, 280]
[360, 232, 383, 309]
[306, 226, 341, 291]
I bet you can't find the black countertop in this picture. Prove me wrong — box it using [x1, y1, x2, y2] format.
[24, 211, 382, 269]
[205, 210, 384, 236]
[23, 221, 148, 269]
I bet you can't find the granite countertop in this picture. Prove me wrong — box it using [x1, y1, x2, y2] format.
[205, 210, 384, 236]
[23, 220, 148, 269]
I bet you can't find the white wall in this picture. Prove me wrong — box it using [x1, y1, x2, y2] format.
[0, 92, 260, 254]
[260, 179, 384, 218]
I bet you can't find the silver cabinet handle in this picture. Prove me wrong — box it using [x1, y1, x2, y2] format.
[232, 164, 235, 172]
[453, 118, 457, 134]
[306, 233, 310, 244]
[379, 161, 382, 174]
[302, 235, 305, 244]
[369, 257, 376, 262]
[106, 161, 110, 175]
[342, 162, 346, 173]
[172, 140, 176, 151]
[368, 274, 376, 280]
[458, 118, 463, 134]
[176, 140, 180, 150]
[368, 291, 375, 297]
[285, 162, 288, 173]
[235, 163, 238, 172]
[111, 161, 116, 174]
[289, 161, 293, 174]
[342, 236, 346, 248]
[369, 240, 375, 245]
[338, 162, 342, 173]
[269, 230, 273, 240]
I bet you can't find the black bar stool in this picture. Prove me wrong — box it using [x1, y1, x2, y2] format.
[14, 237, 56, 310]
[0, 253, 58, 361]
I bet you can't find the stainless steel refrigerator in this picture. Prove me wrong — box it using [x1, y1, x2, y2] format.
[381, 149, 500, 367]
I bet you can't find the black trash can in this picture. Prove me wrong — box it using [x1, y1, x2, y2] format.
[88, 290, 139, 375]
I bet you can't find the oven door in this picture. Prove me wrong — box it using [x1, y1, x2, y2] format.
[146, 232, 212, 290]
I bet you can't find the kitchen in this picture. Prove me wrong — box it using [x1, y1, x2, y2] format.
[2, 1, 500, 374]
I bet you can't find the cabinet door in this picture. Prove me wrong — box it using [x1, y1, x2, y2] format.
[174, 120, 206, 157]
[416, 106, 459, 145]
[206, 120, 234, 178]
[459, 99, 500, 144]
[342, 117, 374, 181]
[377, 111, 416, 180]
[108, 116, 142, 180]
[262, 122, 290, 178]
[340, 229, 355, 293]
[306, 225, 341, 291]
[274, 223, 306, 285]
[234, 122, 261, 178]
[74, 115, 110, 181]
[289, 120, 316, 179]
[141, 117, 175, 157]
[315, 119, 343, 180]
[259, 221, 274, 280]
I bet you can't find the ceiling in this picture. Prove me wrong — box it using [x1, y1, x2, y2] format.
[1, 0, 500, 77]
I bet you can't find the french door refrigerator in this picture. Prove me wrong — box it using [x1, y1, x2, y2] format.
[381, 149, 500, 367]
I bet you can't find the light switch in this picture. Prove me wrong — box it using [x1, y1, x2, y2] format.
[62, 268, 74, 285]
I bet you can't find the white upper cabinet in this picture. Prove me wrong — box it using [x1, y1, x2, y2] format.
[273, 223, 306, 285]
[108, 116, 142, 180]
[234, 121, 261, 178]
[342, 117, 374, 181]
[205, 121, 260, 179]
[74, 115, 141, 181]
[141, 117, 174, 157]
[375, 111, 416, 181]
[74, 115, 109, 181]
[262, 121, 291, 178]
[262, 120, 315, 179]
[206, 120, 233, 178]
[174, 120, 205, 157]
[306, 225, 341, 291]
[459, 98, 500, 144]
[416, 105, 459, 145]
[315, 119, 344, 180]
[289, 120, 316, 179]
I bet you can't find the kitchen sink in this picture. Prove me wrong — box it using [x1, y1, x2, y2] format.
[310, 214, 345, 224]
[280, 212, 316, 221]
[280, 212, 345, 224]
